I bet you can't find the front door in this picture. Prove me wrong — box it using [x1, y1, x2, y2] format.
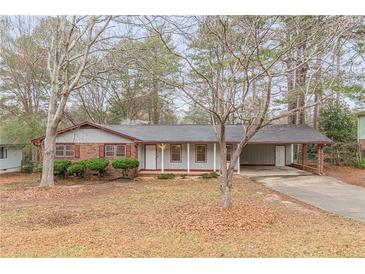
[275, 146, 286, 167]
[145, 145, 156, 169]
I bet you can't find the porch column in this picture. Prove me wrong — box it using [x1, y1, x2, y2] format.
[161, 145, 164, 173]
[187, 143, 190, 174]
[302, 144, 307, 169]
[318, 144, 324, 175]
[213, 143, 217, 171]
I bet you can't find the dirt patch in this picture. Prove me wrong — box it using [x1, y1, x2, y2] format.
[0, 172, 40, 186]
[24, 211, 83, 228]
[325, 165, 365, 187]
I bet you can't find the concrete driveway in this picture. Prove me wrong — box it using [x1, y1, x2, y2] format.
[240, 166, 365, 222]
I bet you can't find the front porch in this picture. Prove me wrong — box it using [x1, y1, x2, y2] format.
[138, 170, 214, 176]
[138, 143, 240, 174]
[137, 142, 326, 176]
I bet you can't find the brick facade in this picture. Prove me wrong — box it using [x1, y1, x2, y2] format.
[79, 144, 100, 160]
[38, 142, 139, 176]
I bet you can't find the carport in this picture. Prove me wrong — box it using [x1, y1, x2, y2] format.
[240, 125, 333, 175]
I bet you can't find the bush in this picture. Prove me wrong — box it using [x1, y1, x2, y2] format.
[67, 161, 87, 177]
[85, 158, 109, 177]
[54, 160, 72, 178]
[180, 174, 188, 179]
[353, 158, 365, 169]
[112, 157, 139, 178]
[22, 161, 34, 173]
[34, 164, 42, 173]
[201, 171, 219, 179]
[157, 173, 175, 180]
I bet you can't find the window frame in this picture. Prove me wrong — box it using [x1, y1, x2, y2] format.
[0, 147, 7, 159]
[226, 144, 233, 162]
[55, 144, 75, 158]
[104, 144, 126, 158]
[195, 144, 207, 163]
[170, 144, 182, 163]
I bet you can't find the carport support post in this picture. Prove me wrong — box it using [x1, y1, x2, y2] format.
[302, 144, 307, 169]
[318, 144, 324, 175]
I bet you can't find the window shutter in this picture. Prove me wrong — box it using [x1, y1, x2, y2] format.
[74, 145, 80, 159]
[126, 144, 131, 157]
[99, 144, 105, 158]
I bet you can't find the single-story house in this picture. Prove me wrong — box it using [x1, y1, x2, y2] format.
[0, 139, 24, 174]
[31, 121, 332, 175]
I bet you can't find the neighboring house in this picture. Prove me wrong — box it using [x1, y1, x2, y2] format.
[31, 121, 332, 175]
[0, 139, 24, 174]
[357, 111, 365, 156]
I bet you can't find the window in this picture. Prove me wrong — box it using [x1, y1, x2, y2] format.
[170, 144, 182, 162]
[105, 144, 126, 157]
[226, 145, 233, 162]
[196, 144, 207, 162]
[55, 144, 74, 157]
[0, 147, 7, 159]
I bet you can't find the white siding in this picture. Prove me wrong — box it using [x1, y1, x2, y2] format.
[0, 147, 22, 173]
[156, 144, 188, 170]
[154, 143, 237, 171]
[144, 143, 292, 170]
[56, 128, 133, 143]
[285, 144, 293, 165]
[240, 144, 275, 165]
[138, 144, 144, 170]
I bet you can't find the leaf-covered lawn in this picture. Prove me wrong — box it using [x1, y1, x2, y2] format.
[325, 164, 365, 188]
[1, 173, 364, 257]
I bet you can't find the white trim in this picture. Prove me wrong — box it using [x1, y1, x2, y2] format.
[104, 144, 126, 157]
[275, 145, 286, 167]
[213, 143, 216, 171]
[145, 145, 157, 170]
[187, 143, 190, 173]
[161, 146, 164, 173]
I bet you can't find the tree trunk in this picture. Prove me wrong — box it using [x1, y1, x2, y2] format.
[287, 56, 297, 124]
[297, 92, 306, 124]
[219, 174, 233, 208]
[313, 93, 321, 129]
[151, 79, 159, 124]
[39, 125, 57, 187]
[296, 44, 308, 125]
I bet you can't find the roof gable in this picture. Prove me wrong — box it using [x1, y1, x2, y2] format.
[31, 121, 140, 144]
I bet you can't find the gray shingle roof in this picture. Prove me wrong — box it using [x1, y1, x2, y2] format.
[0, 138, 25, 145]
[102, 124, 332, 144]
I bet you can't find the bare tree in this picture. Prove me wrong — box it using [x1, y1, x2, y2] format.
[145, 15, 350, 208]
[0, 16, 49, 121]
[40, 16, 112, 187]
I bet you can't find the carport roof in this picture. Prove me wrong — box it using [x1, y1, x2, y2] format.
[103, 123, 333, 144]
